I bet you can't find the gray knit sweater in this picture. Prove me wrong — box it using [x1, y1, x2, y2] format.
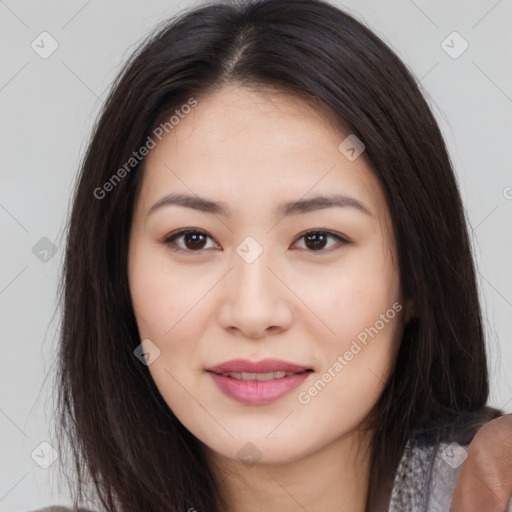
[388, 435, 465, 511]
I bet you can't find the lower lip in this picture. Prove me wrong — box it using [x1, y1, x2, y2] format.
[208, 371, 311, 404]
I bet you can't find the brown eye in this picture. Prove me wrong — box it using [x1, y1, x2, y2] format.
[163, 229, 349, 255]
[304, 232, 328, 250]
[183, 232, 207, 250]
[164, 229, 219, 253]
[294, 231, 349, 252]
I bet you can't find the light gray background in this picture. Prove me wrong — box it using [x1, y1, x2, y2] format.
[0, 0, 511, 510]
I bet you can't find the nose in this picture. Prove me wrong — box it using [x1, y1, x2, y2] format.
[217, 248, 293, 340]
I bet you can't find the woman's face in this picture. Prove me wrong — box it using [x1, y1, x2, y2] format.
[128, 84, 407, 466]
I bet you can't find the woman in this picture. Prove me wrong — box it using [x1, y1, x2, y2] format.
[44, 0, 511, 510]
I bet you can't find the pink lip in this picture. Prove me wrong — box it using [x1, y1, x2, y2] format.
[206, 359, 313, 405]
[206, 358, 311, 374]
[208, 372, 311, 404]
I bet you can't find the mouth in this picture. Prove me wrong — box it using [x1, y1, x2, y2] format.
[210, 370, 313, 381]
[205, 360, 314, 404]
[206, 358, 313, 375]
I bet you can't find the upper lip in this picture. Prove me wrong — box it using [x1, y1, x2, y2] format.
[206, 358, 312, 374]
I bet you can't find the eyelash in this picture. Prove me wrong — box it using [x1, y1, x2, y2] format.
[162, 229, 350, 255]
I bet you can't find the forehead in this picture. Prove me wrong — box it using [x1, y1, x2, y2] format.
[137, 85, 390, 226]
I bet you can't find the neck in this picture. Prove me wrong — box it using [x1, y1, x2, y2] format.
[206, 429, 374, 512]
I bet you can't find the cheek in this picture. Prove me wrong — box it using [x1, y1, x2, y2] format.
[125, 232, 404, 461]
[307, 246, 402, 348]
[298, 279, 403, 431]
[129, 239, 193, 331]
[300, 242, 403, 404]
[128, 249, 212, 414]
[127, 230, 219, 431]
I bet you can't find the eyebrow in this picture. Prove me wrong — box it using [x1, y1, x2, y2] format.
[146, 192, 373, 218]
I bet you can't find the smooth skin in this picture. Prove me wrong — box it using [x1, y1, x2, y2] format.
[128, 84, 412, 511]
[127, 83, 509, 511]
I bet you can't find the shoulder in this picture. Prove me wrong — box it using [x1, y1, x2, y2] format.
[388, 434, 467, 511]
[387, 407, 502, 512]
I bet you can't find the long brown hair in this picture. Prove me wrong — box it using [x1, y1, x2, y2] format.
[54, 0, 492, 510]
